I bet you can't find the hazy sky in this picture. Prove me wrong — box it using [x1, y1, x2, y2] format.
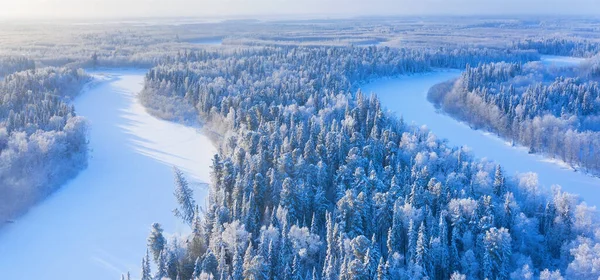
[1, 0, 599, 19]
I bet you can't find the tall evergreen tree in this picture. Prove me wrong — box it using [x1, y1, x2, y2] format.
[148, 223, 167, 263]
[493, 165, 506, 197]
[173, 167, 196, 225]
[141, 249, 152, 280]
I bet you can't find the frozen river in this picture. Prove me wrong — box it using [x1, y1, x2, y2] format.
[362, 56, 600, 208]
[0, 70, 216, 279]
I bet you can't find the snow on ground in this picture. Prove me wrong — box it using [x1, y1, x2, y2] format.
[540, 55, 586, 67]
[362, 57, 600, 209]
[0, 70, 217, 280]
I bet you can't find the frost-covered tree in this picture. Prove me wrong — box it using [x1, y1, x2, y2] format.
[141, 249, 152, 280]
[482, 227, 512, 280]
[135, 45, 600, 280]
[430, 61, 600, 174]
[148, 223, 167, 263]
[0, 66, 90, 222]
[173, 167, 196, 225]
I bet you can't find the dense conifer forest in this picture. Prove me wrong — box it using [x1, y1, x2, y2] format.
[429, 60, 600, 175]
[136, 46, 599, 279]
[1, 17, 600, 280]
[0, 66, 89, 221]
[514, 38, 600, 58]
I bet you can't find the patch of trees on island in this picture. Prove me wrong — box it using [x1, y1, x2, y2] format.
[134, 46, 600, 280]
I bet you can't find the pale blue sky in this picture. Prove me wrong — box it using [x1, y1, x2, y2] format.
[1, 0, 599, 19]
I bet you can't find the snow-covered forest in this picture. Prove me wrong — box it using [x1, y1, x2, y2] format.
[514, 38, 600, 58]
[0, 66, 90, 221]
[139, 47, 538, 123]
[135, 45, 600, 280]
[429, 60, 600, 174]
[2, 16, 600, 280]
[0, 56, 36, 77]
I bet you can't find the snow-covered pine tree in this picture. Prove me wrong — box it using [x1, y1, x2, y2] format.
[148, 223, 166, 263]
[173, 167, 196, 225]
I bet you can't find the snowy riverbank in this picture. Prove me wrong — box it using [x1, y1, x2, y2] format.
[362, 56, 600, 209]
[0, 70, 216, 279]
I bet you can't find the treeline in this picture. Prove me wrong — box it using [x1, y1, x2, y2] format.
[139, 46, 538, 122]
[582, 53, 600, 78]
[514, 38, 600, 58]
[133, 46, 600, 280]
[0, 67, 90, 222]
[0, 56, 35, 77]
[430, 62, 600, 174]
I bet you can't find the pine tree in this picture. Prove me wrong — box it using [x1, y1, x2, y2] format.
[291, 255, 302, 280]
[243, 243, 254, 279]
[280, 178, 299, 223]
[376, 257, 389, 280]
[339, 256, 349, 280]
[386, 227, 394, 257]
[323, 213, 338, 280]
[503, 193, 514, 230]
[387, 202, 404, 256]
[406, 219, 416, 263]
[232, 245, 244, 280]
[413, 222, 428, 278]
[364, 248, 377, 279]
[173, 167, 196, 225]
[218, 246, 229, 280]
[201, 249, 218, 277]
[369, 234, 381, 268]
[166, 243, 180, 279]
[266, 240, 276, 280]
[141, 249, 152, 280]
[483, 227, 512, 280]
[148, 223, 167, 263]
[450, 226, 461, 272]
[192, 257, 202, 279]
[493, 165, 506, 197]
[190, 205, 206, 258]
[155, 249, 168, 280]
[438, 214, 449, 279]
[348, 258, 368, 280]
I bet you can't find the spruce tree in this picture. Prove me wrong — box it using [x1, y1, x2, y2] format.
[173, 167, 196, 226]
[493, 165, 506, 197]
[148, 223, 167, 263]
[141, 249, 152, 280]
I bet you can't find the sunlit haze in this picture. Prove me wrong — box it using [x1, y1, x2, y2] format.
[1, 0, 599, 19]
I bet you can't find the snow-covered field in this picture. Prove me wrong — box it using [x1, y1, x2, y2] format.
[363, 57, 600, 208]
[0, 70, 216, 279]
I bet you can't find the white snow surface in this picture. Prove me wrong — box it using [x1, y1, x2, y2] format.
[0, 70, 217, 279]
[540, 55, 586, 67]
[362, 56, 600, 208]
